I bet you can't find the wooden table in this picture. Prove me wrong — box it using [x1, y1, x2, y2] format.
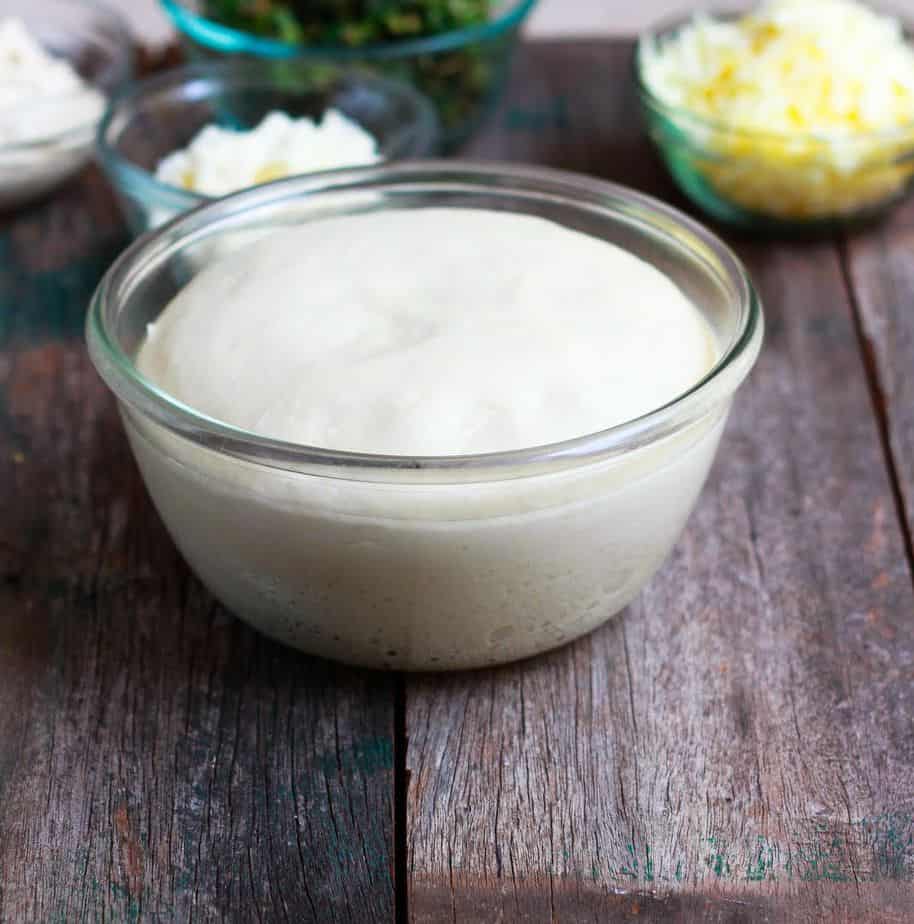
[1, 40, 913, 923]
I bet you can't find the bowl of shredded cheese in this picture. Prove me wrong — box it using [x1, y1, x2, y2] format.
[97, 59, 438, 234]
[636, 0, 914, 230]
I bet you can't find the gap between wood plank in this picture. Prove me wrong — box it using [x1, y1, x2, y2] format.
[837, 235, 914, 589]
[394, 673, 409, 924]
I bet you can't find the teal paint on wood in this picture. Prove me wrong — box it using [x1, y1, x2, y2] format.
[0, 245, 123, 343]
[497, 820, 914, 888]
[745, 836, 778, 881]
[0, 166, 396, 923]
[0, 169, 126, 344]
[410, 41, 914, 924]
[546, 816, 914, 886]
[504, 94, 571, 133]
[316, 736, 394, 778]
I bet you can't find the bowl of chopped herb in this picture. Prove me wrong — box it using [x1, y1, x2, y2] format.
[160, 0, 537, 151]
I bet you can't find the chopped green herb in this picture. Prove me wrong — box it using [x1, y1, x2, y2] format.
[202, 0, 505, 144]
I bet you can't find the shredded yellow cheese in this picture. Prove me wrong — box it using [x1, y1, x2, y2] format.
[640, 0, 914, 220]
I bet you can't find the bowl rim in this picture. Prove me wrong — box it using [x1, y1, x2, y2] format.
[86, 160, 764, 484]
[160, 0, 537, 60]
[95, 58, 440, 210]
[0, 0, 133, 151]
[635, 6, 914, 148]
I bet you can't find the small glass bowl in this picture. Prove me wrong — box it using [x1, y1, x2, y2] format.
[87, 162, 763, 671]
[0, 0, 132, 209]
[160, 0, 537, 151]
[636, 14, 914, 233]
[96, 59, 439, 235]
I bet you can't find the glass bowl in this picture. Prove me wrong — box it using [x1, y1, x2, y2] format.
[0, 0, 132, 209]
[635, 13, 914, 233]
[160, 0, 537, 151]
[96, 59, 439, 235]
[86, 162, 763, 671]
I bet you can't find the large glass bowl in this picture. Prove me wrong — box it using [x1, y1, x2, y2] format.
[636, 13, 914, 233]
[86, 162, 763, 671]
[0, 0, 132, 208]
[160, 0, 537, 151]
[96, 59, 439, 235]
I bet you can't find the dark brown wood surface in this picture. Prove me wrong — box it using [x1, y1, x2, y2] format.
[410, 41, 914, 922]
[0, 39, 912, 924]
[843, 212, 914, 552]
[0, 180, 394, 921]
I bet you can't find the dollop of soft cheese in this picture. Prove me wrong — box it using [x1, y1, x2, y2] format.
[155, 109, 381, 197]
[137, 209, 717, 456]
[0, 17, 104, 143]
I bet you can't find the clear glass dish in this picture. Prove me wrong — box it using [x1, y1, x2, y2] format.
[0, 0, 132, 209]
[636, 12, 914, 234]
[159, 0, 537, 151]
[86, 162, 763, 671]
[96, 59, 439, 235]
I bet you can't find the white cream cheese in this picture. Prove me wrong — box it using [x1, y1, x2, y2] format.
[0, 17, 103, 143]
[130, 208, 725, 669]
[155, 109, 381, 197]
[0, 18, 105, 207]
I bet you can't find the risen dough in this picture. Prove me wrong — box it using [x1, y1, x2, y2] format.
[138, 208, 716, 455]
[127, 206, 727, 670]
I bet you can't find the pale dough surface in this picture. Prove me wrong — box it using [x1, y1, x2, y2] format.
[138, 208, 717, 456]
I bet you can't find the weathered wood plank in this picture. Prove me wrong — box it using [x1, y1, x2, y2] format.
[409, 41, 914, 922]
[842, 200, 914, 555]
[0, 169, 395, 922]
[464, 41, 674, 192]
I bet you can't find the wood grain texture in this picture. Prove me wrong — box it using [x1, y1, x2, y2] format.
[842, 201, 914, 554]
[466, 41, 671, 192]
[3, 40, 914, 924]
[0, 170, 395, 922]
[408, 41, 914, 922]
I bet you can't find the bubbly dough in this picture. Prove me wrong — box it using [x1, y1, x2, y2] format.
[137, 208, 717, 456]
